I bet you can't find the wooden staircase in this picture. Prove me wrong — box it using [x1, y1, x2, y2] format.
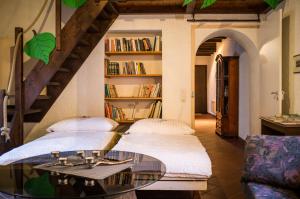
[0, 0, 118, 152]
[20, 0, 117, 122]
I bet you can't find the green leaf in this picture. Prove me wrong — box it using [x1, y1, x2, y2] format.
[24, 32, 56, 64]
[201, 0, 217, 9]
[264, 0, 279, 9]
[24, 173, 55, 197]
[63, 0, 86, 8]
[183, 0, 194, 6]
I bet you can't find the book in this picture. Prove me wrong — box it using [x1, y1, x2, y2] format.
[106, 61, 147, 75]
[105, 36, 161, 52]
[105, 84, 118, 98]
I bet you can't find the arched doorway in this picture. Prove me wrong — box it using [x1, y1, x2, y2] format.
[192, 28, 260, 139]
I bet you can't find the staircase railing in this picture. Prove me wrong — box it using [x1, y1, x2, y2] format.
[0, 28, 24, 154]
[0, 90, 5, 135]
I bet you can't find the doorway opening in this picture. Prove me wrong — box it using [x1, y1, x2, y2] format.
[194, 36, 249, 138]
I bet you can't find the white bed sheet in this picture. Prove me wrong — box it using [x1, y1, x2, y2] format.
[112, 133, 212, 179]
[0, 131, 116, 165]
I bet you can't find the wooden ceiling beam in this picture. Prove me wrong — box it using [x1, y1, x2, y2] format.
[113, 0, 270, 14]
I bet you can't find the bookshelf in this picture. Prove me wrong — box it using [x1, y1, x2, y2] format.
[104, 31, 162, 123]
[105, 74, 162, 78]
[105, 51, 162, 56]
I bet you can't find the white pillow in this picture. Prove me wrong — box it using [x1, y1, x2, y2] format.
[127, 119, 195, 135]
[47, 117, 119, 133]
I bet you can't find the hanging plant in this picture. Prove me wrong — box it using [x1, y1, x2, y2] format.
[264, 0, 279, 9]
[63, 0, 87, 8]
[201, 0, 217, 9]
[24, 30, 56, 64]
[183, 0, 280, 10]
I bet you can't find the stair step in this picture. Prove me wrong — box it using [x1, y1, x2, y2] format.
[90, 23, 100, 32]
[8, 95, 50, 100]
[99, 9, 112, 20]
[78, 39, 90, 47]
[7, 106, 42, 115]
[69, 53, 81, 59]
[57, 68, 71, 73]
[47, 82, 61, 86]
[106, 2, 119, 15]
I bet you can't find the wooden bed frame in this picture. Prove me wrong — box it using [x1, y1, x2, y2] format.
[141, 177, 208, 191]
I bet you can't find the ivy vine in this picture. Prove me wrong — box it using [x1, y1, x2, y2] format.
[183, 0, 280, 9]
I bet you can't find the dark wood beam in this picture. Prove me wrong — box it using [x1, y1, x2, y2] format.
[56, 0, 61, 50]
[197, 53, 213, 56]
[114, 0, 270, 14]
[14, 27, 24, 148]
[0, 89, 5, 136]
[186, 0, 196, 14]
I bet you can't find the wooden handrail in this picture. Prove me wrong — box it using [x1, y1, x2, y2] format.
[56, 0, 61, 50]
[0, 90, 5, 130]
[12, 27, 24, 148]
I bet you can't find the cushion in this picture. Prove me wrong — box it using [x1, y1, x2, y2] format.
[242, 135, 300, 189]
[47, 117, 119, 133]
[126, 119, 195, 135]
[245, 182, 300, 199]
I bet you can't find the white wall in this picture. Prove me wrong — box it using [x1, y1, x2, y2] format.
[195, 56, 210, 66]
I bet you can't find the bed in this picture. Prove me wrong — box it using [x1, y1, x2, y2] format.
[112, 119, 212, 191]
[0, 117, 120, 165]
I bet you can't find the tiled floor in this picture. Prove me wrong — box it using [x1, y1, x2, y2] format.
[137, 114, 246, 199]
[195, 114, 246, 199]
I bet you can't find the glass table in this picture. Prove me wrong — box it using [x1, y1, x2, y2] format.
[0, 150, 166, 199]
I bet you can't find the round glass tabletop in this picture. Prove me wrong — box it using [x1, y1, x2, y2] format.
[0, 150, 166, 198]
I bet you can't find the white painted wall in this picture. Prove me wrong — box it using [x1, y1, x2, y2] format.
[195, 56, 210, 66]
[258, 10, 282, 116]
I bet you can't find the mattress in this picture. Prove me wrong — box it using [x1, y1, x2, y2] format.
[0, 131, 118, 165]
[112, 133, 212, 179]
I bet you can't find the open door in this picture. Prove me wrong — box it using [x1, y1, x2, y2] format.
[195, 65, 207, 114]
[259, 9, 283, 116]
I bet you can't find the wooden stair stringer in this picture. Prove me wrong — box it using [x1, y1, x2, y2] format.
[24, 0, 109, 112]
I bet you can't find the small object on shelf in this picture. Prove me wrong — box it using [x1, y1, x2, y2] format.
[92, 150, 101, 157]
[76, 151, 85, 159]
[58, 178, 68, 185]
[85, 179, 95, 187]
[58, 157, 68, 166]
[51, 151, 60, 159]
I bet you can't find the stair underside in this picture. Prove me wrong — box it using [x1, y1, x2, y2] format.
[19, 0, 118, 123]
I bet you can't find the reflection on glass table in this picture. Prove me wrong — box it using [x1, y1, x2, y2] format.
[0, 150, 166, 199]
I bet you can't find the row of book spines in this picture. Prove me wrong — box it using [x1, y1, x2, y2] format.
[106, 62, 146, 75]
[148, 101, 162, 118]
[138, 84, 161, 98]
[105, 36, 161, 52]
[105, 84, 118, 98]
[104, 172, 134, 185]
[105, 103, 125, 121]
[105, 84, 161, 98]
